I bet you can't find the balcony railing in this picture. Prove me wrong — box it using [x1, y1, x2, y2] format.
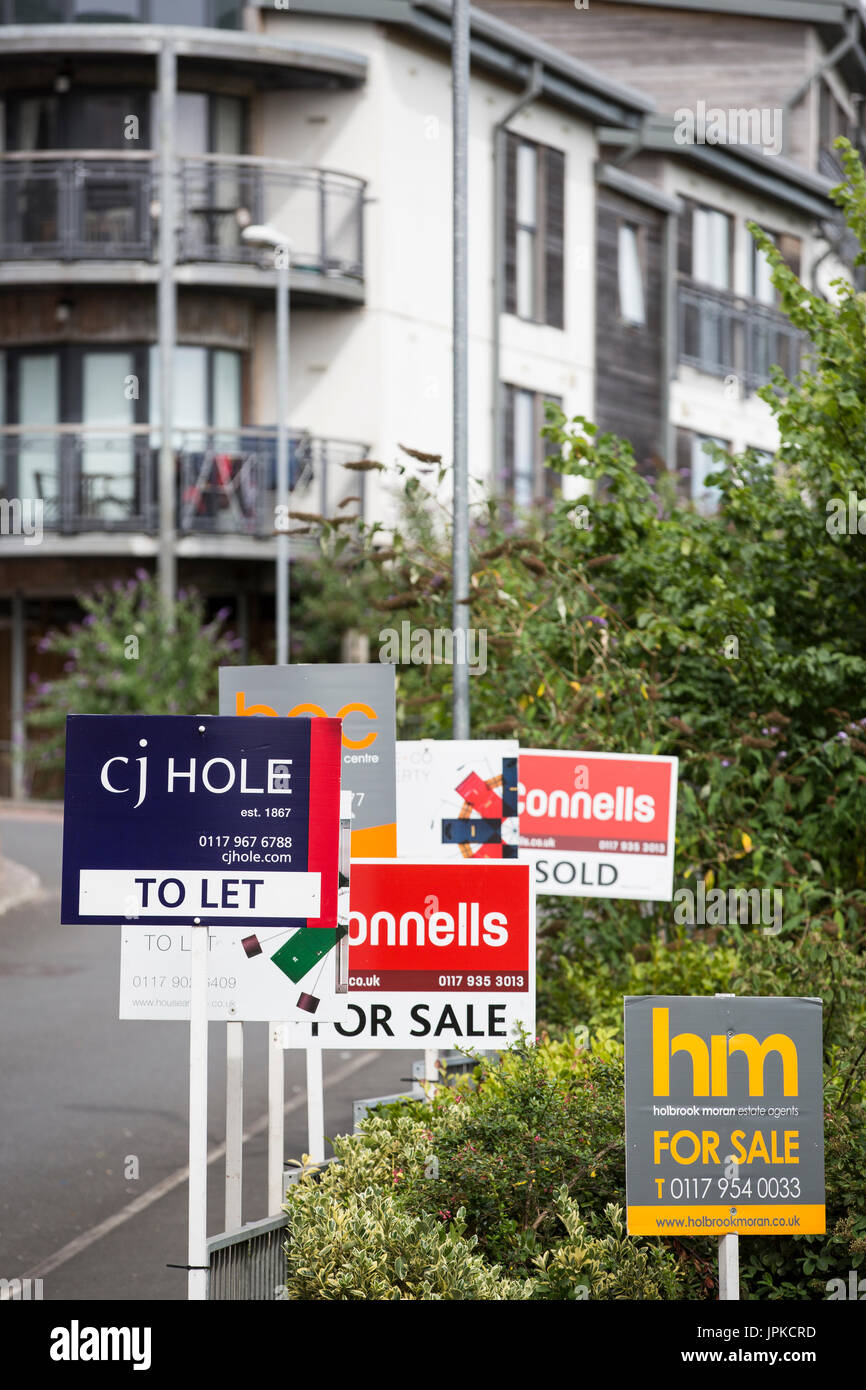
[0, 153, 365, 279]
[0, 428, 369, 537]
[677, 281, 805, 394]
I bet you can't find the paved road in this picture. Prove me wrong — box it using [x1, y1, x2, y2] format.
[0, 807, 419, 1300]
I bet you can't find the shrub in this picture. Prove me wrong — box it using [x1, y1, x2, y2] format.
[283, 1183, 531, 1300]
[27, 572, 243, 775]
[531, 1194, 690, 1300]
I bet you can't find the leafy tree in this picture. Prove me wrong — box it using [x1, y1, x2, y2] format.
[26, 571, 243, 781]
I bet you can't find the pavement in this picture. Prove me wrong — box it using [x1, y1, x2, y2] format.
[0, 801, 420, 1301]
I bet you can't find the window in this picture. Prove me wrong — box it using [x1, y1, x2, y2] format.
[504, 135, 565, 328]
[5, 89, 152, 151]
[676, 430, 726, 513]
[819, 82, 849, 158]
[502, 386, 563, 507]
[617, 222, 646, 325]
[750, 230, 801, 306]
[148, 344, 243, 439]
[692, 206, 732, 291]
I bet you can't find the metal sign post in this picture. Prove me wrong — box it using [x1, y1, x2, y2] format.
[306, 1045, 325, 1163]
[268, 1024, 286, 1214]
[224, 1020, 243, 1233]
[716, 993, 739, 1301]
[188, 922, 209, 1300]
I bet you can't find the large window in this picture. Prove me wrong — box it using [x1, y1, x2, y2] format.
[504, 135, 565, 329]
[0, 344, 243, 520]
[502, 385, 562, 507]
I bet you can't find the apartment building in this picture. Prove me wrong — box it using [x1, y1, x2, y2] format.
[479, 0, 852, 488]
[0, 0, 845, 794]
[478, 0, 866, 177]
[0, 1, 651, 793]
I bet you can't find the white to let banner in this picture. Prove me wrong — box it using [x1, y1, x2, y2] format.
[120, 924, 348, 1023]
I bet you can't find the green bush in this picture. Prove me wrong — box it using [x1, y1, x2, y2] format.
[531, 1194, 690, 1300]
[283, 1183, 531, 1300]
[27, 572, 243, 773]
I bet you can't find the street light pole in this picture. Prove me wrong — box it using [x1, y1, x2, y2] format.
[275, 248, 290, 666]
[243, 224, 291, 665]
[452, 0, 471, 738]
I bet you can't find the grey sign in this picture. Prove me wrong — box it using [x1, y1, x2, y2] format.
[624, 995, 825, 1235]
[219, 665, 396, 849]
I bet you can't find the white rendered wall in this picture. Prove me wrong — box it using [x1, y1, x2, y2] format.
[253, 12, 597, 525]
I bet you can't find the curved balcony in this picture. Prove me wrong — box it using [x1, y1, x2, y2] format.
[0, 153, 366, 299]
[0, 427, 370, 539]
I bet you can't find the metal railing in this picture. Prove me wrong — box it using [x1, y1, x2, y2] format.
[0, 427, 369, 536]
[208, 1212, 290, 1301]
[208, 1160, 332, 1301]
[0, 0, 243, 22]
[677, 280, 804, 393]
[0, 153, 365, 278]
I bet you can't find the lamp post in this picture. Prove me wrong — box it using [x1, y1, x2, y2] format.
[242, 223, 291, 665]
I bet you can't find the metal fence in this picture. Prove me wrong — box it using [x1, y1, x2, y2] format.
[677, 280, 804, 394]
[0, 153, 365, 278]
[208, 1161, 332, 1301]
[208, 1211, 290, 1301]
[0, 428, 369, 536]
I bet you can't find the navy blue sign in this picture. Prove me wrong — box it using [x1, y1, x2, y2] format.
[61, 715, 342, 928]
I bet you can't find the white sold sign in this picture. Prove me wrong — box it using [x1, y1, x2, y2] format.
[518, 749, 678, 900]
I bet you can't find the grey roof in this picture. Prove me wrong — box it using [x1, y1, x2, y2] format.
[256, 0, 654, 125]
[601, 114, 839, 218]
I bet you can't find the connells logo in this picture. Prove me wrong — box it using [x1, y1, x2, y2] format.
[652, 1006, 798, 1098]
[50, 1321, 151, 1371]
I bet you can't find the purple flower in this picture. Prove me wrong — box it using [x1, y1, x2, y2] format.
[215, 606, 231, 623]
[777, 751, 787, 760]
[83, 614, 96, 627]
[721, 759, 731, 767]
[63, 661, 75, 672]
[837, 731, 849, 741]
[37, 636, 52, 653]
[135, 568, 149, 583]
[587, 615, 608, 627]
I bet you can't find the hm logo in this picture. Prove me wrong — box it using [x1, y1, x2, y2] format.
[652, 1007, 798, 1098]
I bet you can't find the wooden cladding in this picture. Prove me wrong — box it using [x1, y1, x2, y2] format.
[595, 187, 665, 473]
[0, 288, 254, 350]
